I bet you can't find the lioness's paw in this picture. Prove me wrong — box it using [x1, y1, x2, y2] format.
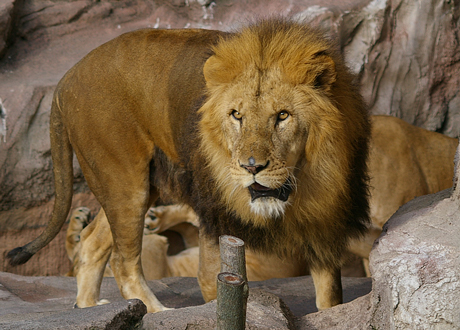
[73, 298, 110, 309]
[69, 207, 91, 226]
[144, 216, 160, 235]
[144, 206, 166, 234]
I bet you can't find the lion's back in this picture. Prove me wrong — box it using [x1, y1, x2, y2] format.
[369, 115, 457, 227]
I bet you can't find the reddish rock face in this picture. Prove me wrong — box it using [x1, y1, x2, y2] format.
[0, 0, 459, 278]
[0, 192, 99, 276]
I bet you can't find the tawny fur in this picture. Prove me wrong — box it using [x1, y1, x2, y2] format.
[7, 19, 371, 312]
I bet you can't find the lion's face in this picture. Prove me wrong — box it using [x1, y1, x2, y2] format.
[200, 58, 336, 222]
[216, 66, 311, 218]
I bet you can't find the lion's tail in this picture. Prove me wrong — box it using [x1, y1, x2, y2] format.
[7, 96, 74, 266]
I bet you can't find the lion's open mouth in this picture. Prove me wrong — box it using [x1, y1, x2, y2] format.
[248, 181, 292, 202]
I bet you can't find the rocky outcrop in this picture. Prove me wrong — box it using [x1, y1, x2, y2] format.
[354, 0, 460, 138]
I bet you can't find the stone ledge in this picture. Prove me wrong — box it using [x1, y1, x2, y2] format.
[0, 272, 372, 329]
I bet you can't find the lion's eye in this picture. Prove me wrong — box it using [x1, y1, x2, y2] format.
[231, 110, 243, 121]
[277, 111, 289, 121]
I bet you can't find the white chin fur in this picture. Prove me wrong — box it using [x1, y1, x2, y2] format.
[250, 197, 288, 219]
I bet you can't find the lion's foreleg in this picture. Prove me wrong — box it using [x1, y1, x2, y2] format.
[75, 208, 113, 308]
[310, 266, 342, 310]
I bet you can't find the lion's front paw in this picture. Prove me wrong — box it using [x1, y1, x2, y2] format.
[97, 299, 111, 305]
[144, 216, 160, 235]
[73, 298, 111, 308]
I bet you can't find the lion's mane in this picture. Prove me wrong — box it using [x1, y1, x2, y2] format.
[157, 19, 371, 270]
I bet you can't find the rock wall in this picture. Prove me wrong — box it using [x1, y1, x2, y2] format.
[0, 0, 458, 276]
[356, 0, 460, 138]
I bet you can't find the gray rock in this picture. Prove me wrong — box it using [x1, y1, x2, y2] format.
[297, 294, 372, 330]
[357, 0, 460, 138]
[0, 299, 146, 330]
[143, 289, 297, 330]
[368, 143, 460, 329]
[0, 271, 372, 329]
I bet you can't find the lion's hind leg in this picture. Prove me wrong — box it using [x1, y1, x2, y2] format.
[74, 208, 113, 308]
[89, 180, 170, 313]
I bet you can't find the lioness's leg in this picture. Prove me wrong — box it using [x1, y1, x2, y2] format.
[310, 267, 342, 310]
[75, 208, 113, 308]
[141, 234, 171, 280]
[197, 231, 220, 302]
[145, 204, 199, 233]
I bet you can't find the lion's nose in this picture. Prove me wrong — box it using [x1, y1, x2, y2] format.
[240, 158, 269, 175]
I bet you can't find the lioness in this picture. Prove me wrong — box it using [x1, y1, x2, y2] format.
[7, 19, 370, 312]
[349, 115, 458, 267]
[66, 205, 307, 281]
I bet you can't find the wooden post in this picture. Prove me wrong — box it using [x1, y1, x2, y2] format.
[216, 272, 246, 330]
[219, 235, 247, 282]
[216, 235, 249, 330]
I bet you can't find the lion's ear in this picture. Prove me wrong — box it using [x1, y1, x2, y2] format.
[310, 52, 337, 92]
[285, 51, 337, 92]
[203, 55, 238, 87]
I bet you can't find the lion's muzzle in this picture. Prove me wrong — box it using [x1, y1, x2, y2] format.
[248, 181, 292, 202]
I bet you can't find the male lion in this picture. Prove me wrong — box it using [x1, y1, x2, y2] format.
[7, 19, 370, 312]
